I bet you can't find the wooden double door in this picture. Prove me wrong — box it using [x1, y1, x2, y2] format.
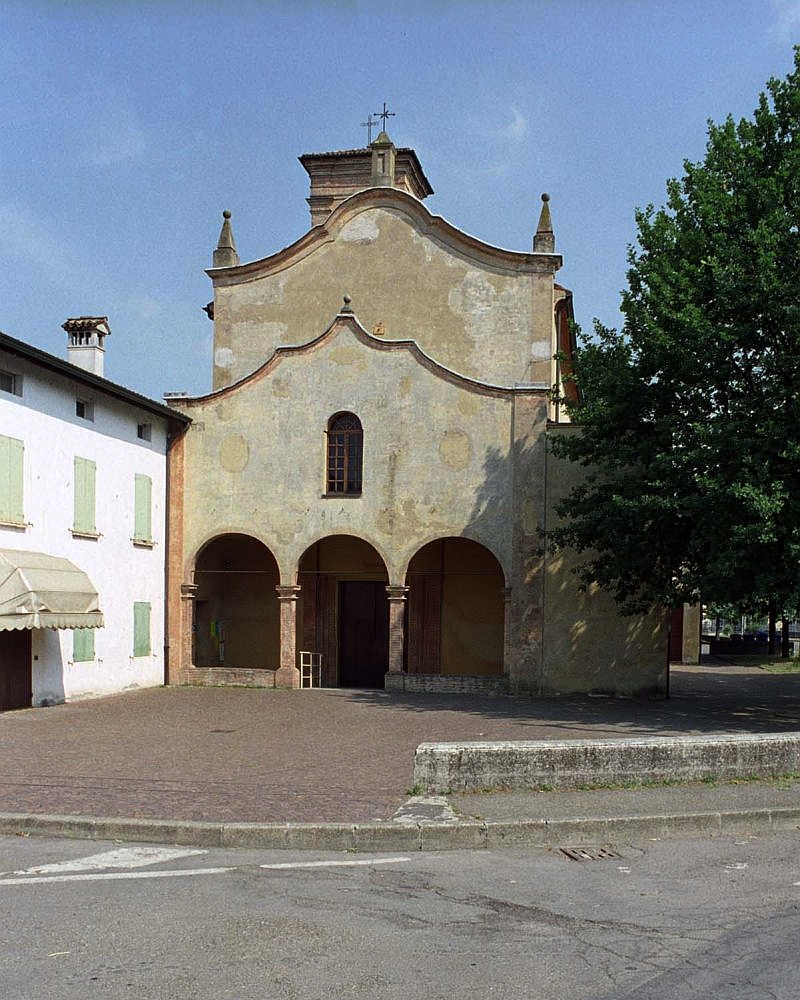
[339, 581, 389, 688]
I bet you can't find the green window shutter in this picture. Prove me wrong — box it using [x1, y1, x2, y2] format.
[134, 474, 152, 542]
[72, 628, 95, 662]
[133, 601, 151, 657]
[0, 434, 24, 523]
[73, 457, 96, 533]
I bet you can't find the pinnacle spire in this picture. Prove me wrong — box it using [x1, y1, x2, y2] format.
[213, 210, 239, 268]
[533, 193, 555, 253]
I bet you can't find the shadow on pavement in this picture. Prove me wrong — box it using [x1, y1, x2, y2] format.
[344, 662, 800, 735]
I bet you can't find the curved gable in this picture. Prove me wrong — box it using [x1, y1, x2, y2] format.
[209, 195, 562, 394]
[209, 187, 560, 285]
[182, 307, 543, 409]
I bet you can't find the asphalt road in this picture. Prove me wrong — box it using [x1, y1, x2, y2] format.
[1, 830, 799, 999]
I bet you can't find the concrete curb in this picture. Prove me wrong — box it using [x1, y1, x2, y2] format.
[2, 806, 800, 852]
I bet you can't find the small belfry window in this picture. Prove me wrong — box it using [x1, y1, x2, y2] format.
[326, 412, 363, 495]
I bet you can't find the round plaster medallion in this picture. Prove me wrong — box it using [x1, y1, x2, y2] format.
[439, 429, 472, 470]
[214, 346, 234, 369]
[220, 433, 249, 473]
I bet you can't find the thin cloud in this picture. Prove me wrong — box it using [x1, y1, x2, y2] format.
[500, 106, 528, 143]
[128, 295, 162, 321]
[81, 114, 148, 167]
[0, 201, 86, 290]
[770, 0, 800, 39]
[482, 106, 532, 177]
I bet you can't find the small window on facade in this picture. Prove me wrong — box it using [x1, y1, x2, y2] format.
[133, 473, 153, 544]
[133, 601, 151, 657]
[137, 422, 151, 441]
[326, 412, 363, 495]
[73, 456, 97, 535]
[72, 628, 95, 662]
[76, 399, 94, 421]
[0, 370, 21, 396]
[0, 434, 25, 524]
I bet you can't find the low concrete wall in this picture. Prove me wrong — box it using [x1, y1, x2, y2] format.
[413, 732, 800, 792]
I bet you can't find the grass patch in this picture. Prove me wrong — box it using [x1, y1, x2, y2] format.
[760, 660, 800, 674]
[572, 775, 689, 792]
[704, 653, 800, 673]
[569, 771, 800, 793]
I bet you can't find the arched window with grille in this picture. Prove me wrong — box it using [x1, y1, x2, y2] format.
[326, 412, 363, 495]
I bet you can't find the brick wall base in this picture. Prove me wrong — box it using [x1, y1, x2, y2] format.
[384, 673, 509, 696]
[181, 667, 276, 688]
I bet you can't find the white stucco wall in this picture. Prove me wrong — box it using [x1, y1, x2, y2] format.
[0, 349, 171, 704]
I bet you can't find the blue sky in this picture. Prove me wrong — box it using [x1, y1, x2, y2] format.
[2, 1, 798, 399]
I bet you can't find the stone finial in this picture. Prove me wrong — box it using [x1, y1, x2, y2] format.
[533, 193, 555, 254]
[213, 209, 239, 268]
[340, 294, 354, 314]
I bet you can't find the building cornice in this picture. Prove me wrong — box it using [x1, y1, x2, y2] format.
[178, 307, 549, 407]
[207, 187, 562, 287]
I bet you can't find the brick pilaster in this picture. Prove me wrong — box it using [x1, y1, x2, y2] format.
[178, 583, 199, 684]
[275, 585, 301, 688]
[386, 585, 409, 676]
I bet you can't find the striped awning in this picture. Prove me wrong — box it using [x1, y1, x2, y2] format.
[0, 548, 103, 630]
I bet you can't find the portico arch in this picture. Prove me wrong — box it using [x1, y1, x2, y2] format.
[192, 533, 280, 670]
[405, 537, 505, 676]
[298, 535, 390, 688]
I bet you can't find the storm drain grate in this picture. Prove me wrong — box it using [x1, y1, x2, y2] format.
[559, 846, 622, 862]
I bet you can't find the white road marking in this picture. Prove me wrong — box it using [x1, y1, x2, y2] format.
[260, 856, 411, 870]
[10, 846, 206, 876]
[0, 849, 412, 886]
[0, 867, 232, 886]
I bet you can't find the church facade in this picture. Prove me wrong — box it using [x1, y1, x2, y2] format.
[166, 132, 667, 696]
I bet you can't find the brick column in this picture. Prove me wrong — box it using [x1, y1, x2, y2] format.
[386, 585, 409, 675]
[275, 585, 301, 688]
[502, 586, 512, 677]
[178, 583, 198, 683]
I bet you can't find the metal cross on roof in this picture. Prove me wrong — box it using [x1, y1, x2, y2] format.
[361, 113, 379, 144]
[374, 102, 396, 132]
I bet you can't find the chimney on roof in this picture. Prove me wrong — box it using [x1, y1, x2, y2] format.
[63, 317, 110, 377]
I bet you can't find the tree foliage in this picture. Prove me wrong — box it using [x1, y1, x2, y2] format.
[550, 49, 800, 615]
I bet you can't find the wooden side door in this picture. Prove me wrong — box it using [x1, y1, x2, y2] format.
[0, 629, 32, 711]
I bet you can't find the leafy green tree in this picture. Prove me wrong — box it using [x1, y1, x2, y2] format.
[550, 49, 800, 616]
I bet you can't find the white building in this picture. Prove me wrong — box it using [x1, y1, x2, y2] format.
[0, 319, 189, 709]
